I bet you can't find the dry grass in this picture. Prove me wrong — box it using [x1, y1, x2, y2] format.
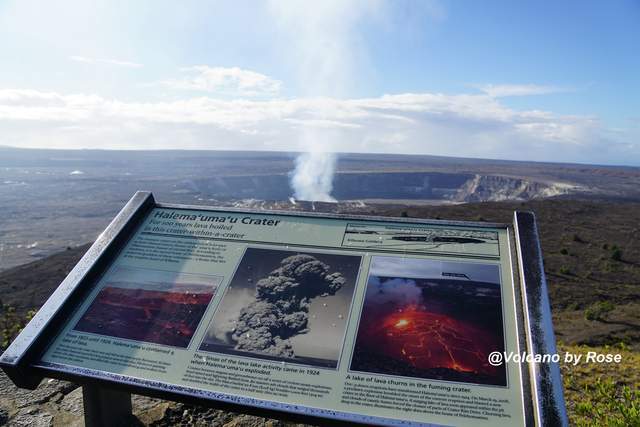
[559, 343, 640, 426]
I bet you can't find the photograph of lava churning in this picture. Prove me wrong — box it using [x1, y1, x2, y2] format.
[200, 247, 360, 368]
[74, 267, 220, 348]
[350, 256, 507, 386]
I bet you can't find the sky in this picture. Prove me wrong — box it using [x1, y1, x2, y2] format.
[369, 256, 500, 284]
[105, 266, 221, 292]
[0, 0, 638, 166]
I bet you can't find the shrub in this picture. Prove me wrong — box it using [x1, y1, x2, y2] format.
[1, 305, 35, 351]
[573, 378, 640, 427]
[566, 302, 580, 311]
[561, 344, 640, 426]
[584, 300, 615, 321]
[560, 266, 572, 275]
[611, 247, 622, 261]
[560, 248, 569, 255]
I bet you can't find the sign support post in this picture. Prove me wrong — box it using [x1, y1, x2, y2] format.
[82, 385, 132, 427]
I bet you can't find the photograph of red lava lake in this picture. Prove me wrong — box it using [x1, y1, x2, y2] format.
[351, 256, 506, 386]
[74, 267, 219, 348]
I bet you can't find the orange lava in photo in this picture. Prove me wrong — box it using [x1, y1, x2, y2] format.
[350, 256, 507, 386]
[73, 267, 219, 348]
[382, 306, 500, 377]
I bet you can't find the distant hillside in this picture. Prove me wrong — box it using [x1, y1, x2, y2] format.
[2, 147, 640, 271]
[0, 243, 90, 314]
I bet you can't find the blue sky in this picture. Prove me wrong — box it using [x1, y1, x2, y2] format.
[0, 0, 638, 165]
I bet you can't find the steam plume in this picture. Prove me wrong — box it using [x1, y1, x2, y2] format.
[268, 1, 378, 201]
[291, 151, 336, 202]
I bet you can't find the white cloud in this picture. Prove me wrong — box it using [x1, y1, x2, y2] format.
[159, 66, 282, 97]
[69, 56, 143, 68]
[0, 88, 636, 165]
[475, 84, 568, 97]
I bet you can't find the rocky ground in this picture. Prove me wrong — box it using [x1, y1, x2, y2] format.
[0, 371, 304, 426]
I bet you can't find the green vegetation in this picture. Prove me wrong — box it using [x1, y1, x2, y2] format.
[611, 247, 623, 262]
[1, 304, 35, 351]
[585, 301, 615, 321]
[566, 302, 580, 311]
[560, 265, 572, 275]
[560, 344, 640, 427]
[560, 248, 569, 255]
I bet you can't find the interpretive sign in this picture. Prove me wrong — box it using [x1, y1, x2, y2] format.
[0, 192, 567, 426]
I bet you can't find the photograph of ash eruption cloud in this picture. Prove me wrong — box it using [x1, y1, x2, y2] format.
[74, 267, 220, 348]
[199, 247, 361, 368]
[350, 256, 506, 386]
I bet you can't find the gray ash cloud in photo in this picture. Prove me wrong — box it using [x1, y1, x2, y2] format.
[232, 254, 346, 357]
[200, 247, 360, 368]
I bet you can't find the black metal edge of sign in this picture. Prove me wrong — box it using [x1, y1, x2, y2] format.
[505, 226, 536, 427]
[0, 191, 156, 389]
[513, 212, 569, 427]
[0, 191, 565, 426]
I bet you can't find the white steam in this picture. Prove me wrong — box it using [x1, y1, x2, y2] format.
[291, 151, 337, 202]
[268, 0, 380, 202]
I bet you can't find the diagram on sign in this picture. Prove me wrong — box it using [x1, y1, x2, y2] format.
[342, 223, 499, 256]
[200, 247, 361, 368]
[74, 267, 221, 348]
[350, 256, 507, 386]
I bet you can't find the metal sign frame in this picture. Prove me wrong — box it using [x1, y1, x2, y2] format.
[0, 191, 568, 426]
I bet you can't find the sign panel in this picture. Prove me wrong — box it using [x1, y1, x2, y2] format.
[34, 204, 527, 426]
